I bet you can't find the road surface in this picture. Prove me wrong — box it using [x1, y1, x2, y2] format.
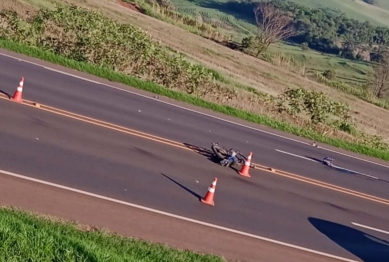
[0, 97, 388, 262]
[0, 174, 355, 262]
[0, 49, 388, 201]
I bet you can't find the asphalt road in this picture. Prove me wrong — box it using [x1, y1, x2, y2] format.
[0, 51, 388, 201]
[1, 98, 388, 261]
[0, 175, 354, 262]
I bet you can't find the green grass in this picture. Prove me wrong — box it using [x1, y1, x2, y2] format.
[262, 42, 389, 108]
[1, 38, 389, 161]
[264, 42, 374, 84]
[285, 0, 389, 27]
[0, 207, 226, 261]
[375, 0, 389, 10]
[171, 0, 257, 34]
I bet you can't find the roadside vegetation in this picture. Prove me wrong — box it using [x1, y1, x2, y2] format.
[1, 1, 389, 161]
[0, 206, 226, 261]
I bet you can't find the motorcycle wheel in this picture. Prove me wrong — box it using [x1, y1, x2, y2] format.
[211, 143, 229, 160]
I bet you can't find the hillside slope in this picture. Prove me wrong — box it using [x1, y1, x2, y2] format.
[170, 0, 389, 35]
[3, 0, 389, 149]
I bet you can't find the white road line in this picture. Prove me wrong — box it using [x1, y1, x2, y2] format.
[43, 67, 102, 84]
[0, 168, 358, 262]
[276, 149, 379, 180]
[352, 222, 389, 235]
[275, 149, 317, 162]
[331, 167, 378, 180]
[1, 51, 388, 169]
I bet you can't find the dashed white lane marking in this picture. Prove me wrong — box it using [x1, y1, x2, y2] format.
[275, 149, 317, 162]
[352, 222, 389, 235]
[275, 149, 379, 180]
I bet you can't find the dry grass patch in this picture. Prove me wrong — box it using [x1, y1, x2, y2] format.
[0, 0, 38, 17]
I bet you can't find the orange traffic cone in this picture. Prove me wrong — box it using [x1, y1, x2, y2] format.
[201, 178, 217, 206]
[239, 152, 252, 177]
[11, 77, 24, 103]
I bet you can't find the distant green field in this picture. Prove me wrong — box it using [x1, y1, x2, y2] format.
[170, 0, 376, 85]
[376, 0, 389, 10]
[170, 0, 389, 39]
[266, 42, 372, 85]
[170, 0, 257, 38]
[286, 0, 389, 26]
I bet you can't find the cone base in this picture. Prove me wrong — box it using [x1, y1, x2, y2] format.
[201, 198, 214, 206]
[239, 171, 251, 177]
[11, 97, 22, 103]
[11, 91, 22, 103]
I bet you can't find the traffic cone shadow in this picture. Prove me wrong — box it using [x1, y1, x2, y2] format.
[161, 173, 202, 200]
[0, 89, 11, 98]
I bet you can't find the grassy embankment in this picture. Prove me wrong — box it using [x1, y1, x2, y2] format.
[0, 207, 226, 261]
[15, 0, 389, 108]
[76, 0, 389, 131]
[1, 2, 389, 161]
[169, 0, 389, 108]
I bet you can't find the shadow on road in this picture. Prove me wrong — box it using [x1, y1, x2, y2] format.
[161, 173, 202, 200]
[377, 178, 389, 184]
[183, 143, 216, 162]
[305, 156, 326, 164]
[305, 156, 364, 175]
[309, 217, 389, 262]
[0, 90, 11, 98]
[183, 142, 241, 172]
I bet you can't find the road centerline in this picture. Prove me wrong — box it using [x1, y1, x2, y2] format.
[1, 94, 389, 206]
[1, 50, 389, 170]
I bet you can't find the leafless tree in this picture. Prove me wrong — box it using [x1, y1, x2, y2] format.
[371, 50, 389, 98]
[253, 0, 296, 56]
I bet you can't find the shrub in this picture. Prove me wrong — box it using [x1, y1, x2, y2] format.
[276, 87, 354, 132]
[0, 5, 219, 97]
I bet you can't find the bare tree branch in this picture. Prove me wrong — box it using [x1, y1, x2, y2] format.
[253, 0, 297, 56]
[371, 50, 389, 98]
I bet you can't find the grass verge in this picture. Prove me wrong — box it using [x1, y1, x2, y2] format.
[0, 206, 226, 261]
[1, 38, 388, 161]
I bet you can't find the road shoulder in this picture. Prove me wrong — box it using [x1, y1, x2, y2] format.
[0, 174, 353, 262]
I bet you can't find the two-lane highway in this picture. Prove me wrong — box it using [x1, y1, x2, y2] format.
[0, 50, 388, 201]
[1, 96, 389, 261]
